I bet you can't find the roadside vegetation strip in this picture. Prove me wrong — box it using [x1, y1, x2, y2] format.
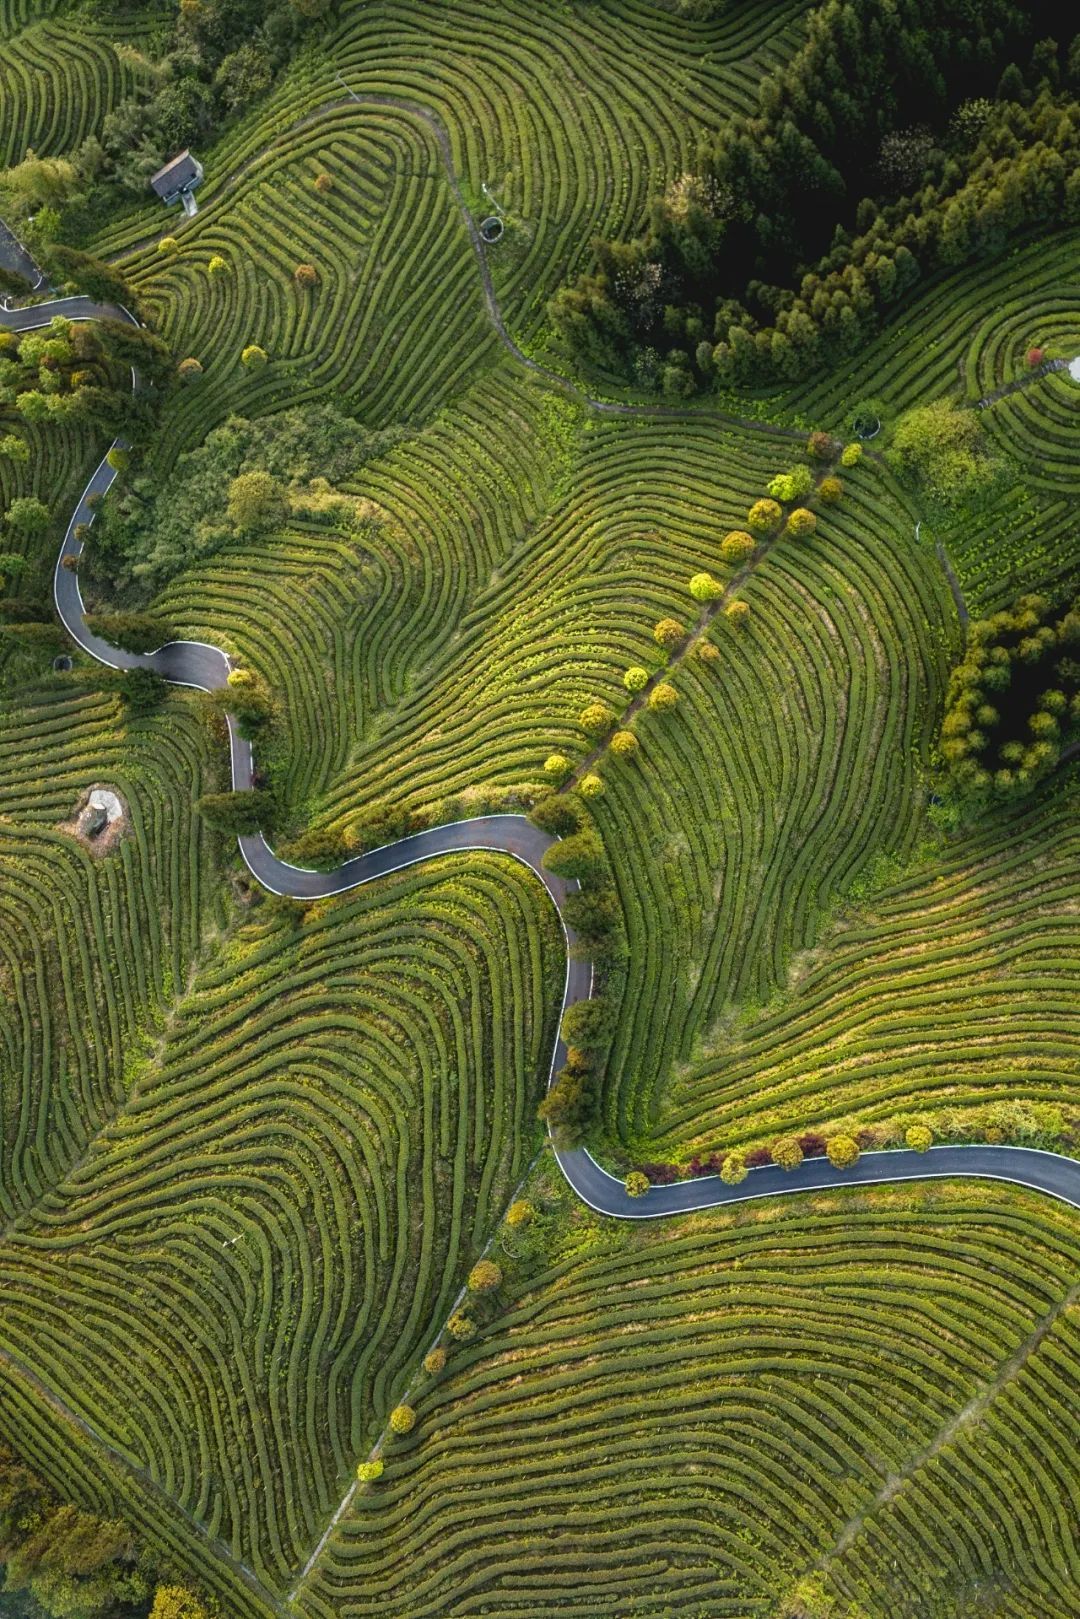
[297, 1181, 1080, 1618]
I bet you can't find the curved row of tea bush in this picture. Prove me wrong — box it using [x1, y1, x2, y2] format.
[0, 15, 149, 169]
[299, 1179, 1080, 1618]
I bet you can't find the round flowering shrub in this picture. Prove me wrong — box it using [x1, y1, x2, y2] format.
[467, 1259, 502, 1292]
[840, 442, 862, 467]
[158, 236, 179, 255]
[767, 465, 813, 503]
[389, 1405, 416, 1435]
[786, 508, 817, 538]
[314, 172, 333, 193]
[579, 701, 615, 735]
[720, 1152, 748, 1185]
[818, 476, 843, 504]
[579, 773, 605, 797]
[689, 571, 724, 602]
[208, 255, 228, 276]
[544, 753, 569, 778]
[653, 617, 684, 652]
[356, 1459, 384, 1483]
[241, 344, 268, 369]
[294, 262, 318, 288]
[447, 1311, 475, 1340]
[720, 529, 756, 563]
[1026, 346, 1044, 367]
[177, 357, 203, 381]
[771, 1135, 804, 1171]
[624, 1171, 650, 1198]
[826, 1134, 860, 1168]
[697, 640, 720, 664]
[747, 498, 782, 533]
[725, 599, 749, 627]
[423, 1347, 447, 1374]
[648, 682, 678, 712]
[905, 1124, 934, 1153]
[609, 729, 638, 758]
[505, 1199, 534, 1227]
[624, 665, 649, 692]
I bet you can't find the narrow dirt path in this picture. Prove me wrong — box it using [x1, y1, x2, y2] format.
[932, 529, 970, 629]
[975, 355, 1068, 409]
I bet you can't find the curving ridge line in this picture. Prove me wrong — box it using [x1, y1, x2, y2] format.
[7, 291, 1080, 1221]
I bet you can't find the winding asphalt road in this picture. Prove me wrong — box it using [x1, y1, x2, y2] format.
[6, 289, 1080, 1222]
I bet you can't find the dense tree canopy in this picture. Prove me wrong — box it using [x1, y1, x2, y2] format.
[89, 403, 401, 596]
[0, 316, 161, 439]
[0, 1442, 212, 1619]
[939, 593, 1080, 808]
[550, 4, 1080, 391]
[889, 398, 1003, 510]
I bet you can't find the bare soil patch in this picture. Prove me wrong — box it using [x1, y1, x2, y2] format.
[60, 784, 129, 855]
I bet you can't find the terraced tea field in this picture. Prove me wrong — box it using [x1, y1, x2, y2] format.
[155, 371, 579, 813]
[2, 0, 1080, 1612]
[300, 1176, 1080, 1619]
[126, 102, 502, 459]
[0, 851, 560, 1594]
[778, 228, 1080, 609]
[0, 679, 218, 1213]
[651, 777, 1080, 1161]
[56, 0, 809, 470]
